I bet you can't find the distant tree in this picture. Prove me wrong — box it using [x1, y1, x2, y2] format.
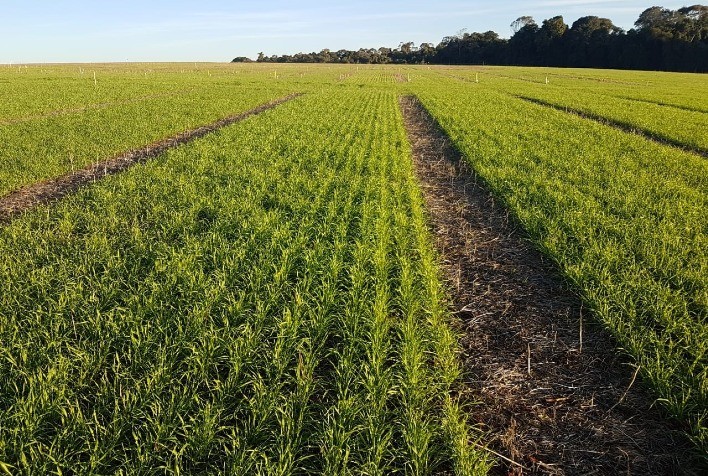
[508, 17, 540, 64]
[399, 41, 415, 54]
[239, 5, 707, 72]
[566, 16, 622, 67]
[314, 49, 333, 63]
[511, 16, 536, 34]
[636, 5, 708, 41]
[390, 42, 416, 63]
[335, 49, 352, 63]
[231, 56, 253, 63]
[635, 7, 676, 39]
[541, 15, 568, 38]
[418, 42, 436, 63]
[570, 15, 622, 38]
[677, 5, 708, 41]
[535, 16, 568, 65]
[633, 5, 708, 70]
[350, 48, 370, 63]
[378, 46, 392, 57]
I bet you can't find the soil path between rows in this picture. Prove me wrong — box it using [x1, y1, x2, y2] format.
[399, 95, 698, 475]
[515, 96, 707, 159]
[436, 70, 706, 158]
[0, 93, 302, 224]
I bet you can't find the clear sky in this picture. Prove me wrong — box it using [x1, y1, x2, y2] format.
[1, 1, 689, 63]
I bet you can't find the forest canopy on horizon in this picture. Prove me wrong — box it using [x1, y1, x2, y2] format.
[233, 5, 708, 72]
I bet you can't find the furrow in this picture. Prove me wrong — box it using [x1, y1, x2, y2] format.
[0, 93, 302, 224]
[515, 95, 708, 158]
[614, 95, 708, 115]
[399, 94, 697, 475]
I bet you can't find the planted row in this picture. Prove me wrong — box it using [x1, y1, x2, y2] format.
[0, 81, 294, 197]
[0, 65, 299, 122]
[412, 75, 708, 452]
[470, 71, 708, 153]
[0, 87, 488, 474]
[469, 66, 708, 113]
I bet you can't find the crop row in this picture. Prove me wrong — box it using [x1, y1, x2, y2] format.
[438, 66, 707, 153]
[1, 67, 187, 121]
[0, 87, 488, 474]
[0, 64, 414, 199]
[1, 64, 705, 467]
[413, 74, 708, 452]
[0, 65, 301, 121]
[470, 66, 708, 113]
[508, 84, 707, 153]
[0, 81, 296, 198]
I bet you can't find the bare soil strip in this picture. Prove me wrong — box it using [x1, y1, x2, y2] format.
[516, 95, 708, 158]
[0, 93, 301, 224]
[399, 95, 700, 475]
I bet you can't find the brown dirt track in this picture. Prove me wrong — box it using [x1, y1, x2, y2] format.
[400, 95, 700, 475]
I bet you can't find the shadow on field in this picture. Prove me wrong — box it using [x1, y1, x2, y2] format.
[399, 95, 700, 475]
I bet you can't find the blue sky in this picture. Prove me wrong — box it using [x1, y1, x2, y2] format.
[2, 1, 688, 63]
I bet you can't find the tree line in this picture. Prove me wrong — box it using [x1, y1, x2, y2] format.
[233, 5, 708, 72]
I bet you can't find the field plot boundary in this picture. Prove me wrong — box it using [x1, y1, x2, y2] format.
[0, 93, 302, 224]
[399, 95, 698, 475]
[516, 95, 708, 158]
